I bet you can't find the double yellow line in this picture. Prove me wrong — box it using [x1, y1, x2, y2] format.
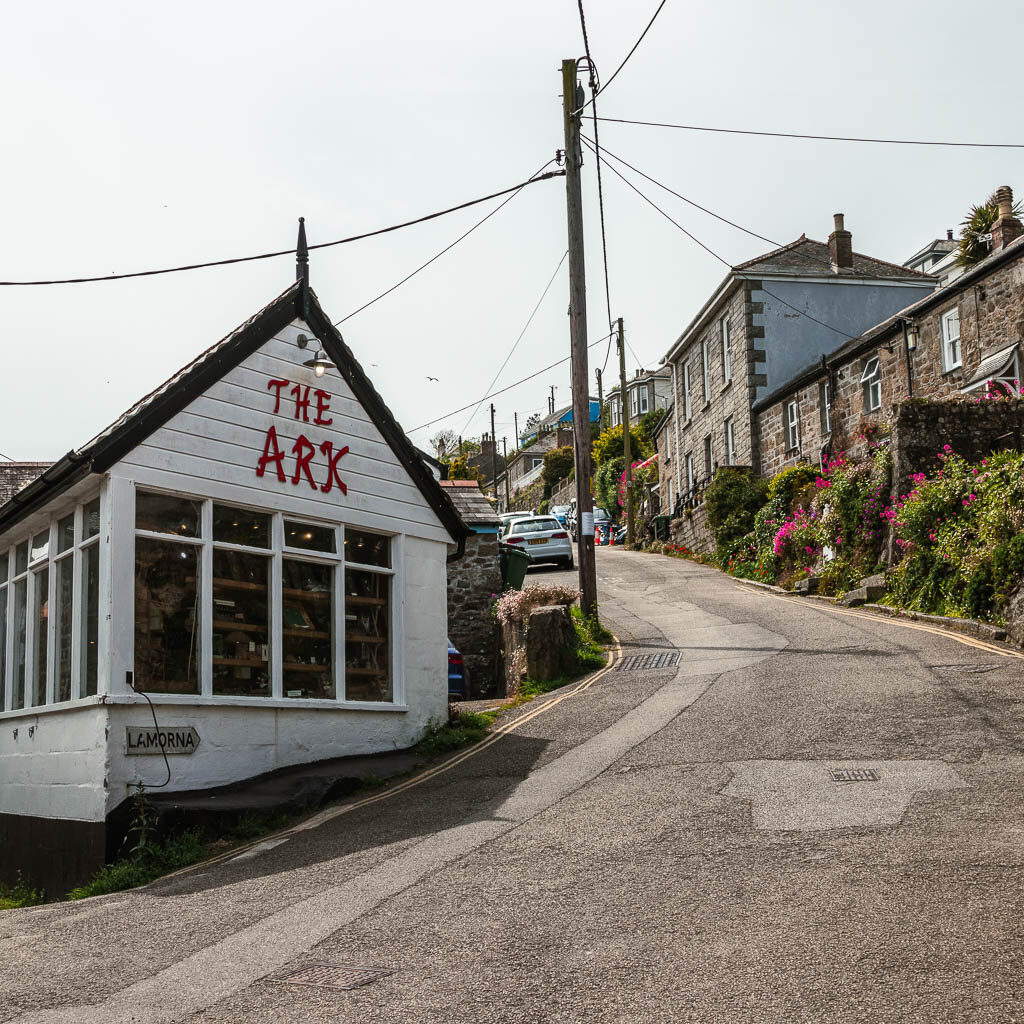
[163, 643, 621, 879]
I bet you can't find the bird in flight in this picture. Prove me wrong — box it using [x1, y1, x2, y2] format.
[426, 376, 439, 382]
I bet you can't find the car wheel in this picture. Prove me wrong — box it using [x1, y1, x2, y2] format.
[563, 557, 575, 569]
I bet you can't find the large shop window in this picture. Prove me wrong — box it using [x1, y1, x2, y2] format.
[0, 495, 102, 712]
[133, 493, 394, 703]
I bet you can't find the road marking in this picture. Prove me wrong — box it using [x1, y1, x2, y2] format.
[735, 585, 1024, 661]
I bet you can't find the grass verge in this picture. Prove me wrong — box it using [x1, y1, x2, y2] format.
[0, 877, 45, 910]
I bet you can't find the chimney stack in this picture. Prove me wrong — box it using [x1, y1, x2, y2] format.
[828, 213, 853, 270]
[947, 228, 954, 241]
[480, 434, 494, 456]
[990, 185, 1023, 252]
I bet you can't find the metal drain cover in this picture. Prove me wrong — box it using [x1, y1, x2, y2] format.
[617, 651, 680, 671]
[828, 768, 880, 783]
[265, 963, 394, 991]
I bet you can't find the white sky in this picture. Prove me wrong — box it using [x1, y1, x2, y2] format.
[2, 0, 1021, 459]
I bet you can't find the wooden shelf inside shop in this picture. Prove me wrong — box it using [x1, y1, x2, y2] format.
[213, 619, 329, 640]
[346, 667, 388, 677]
[213, 657, 267, 668]
[347, 634, 385, 644]
[282, 662, 331, 673]
[345, 595, 386, 606]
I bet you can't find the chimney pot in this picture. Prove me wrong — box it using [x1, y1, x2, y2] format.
[833, 213, 845, 233]
[990, 185, 1022, 252]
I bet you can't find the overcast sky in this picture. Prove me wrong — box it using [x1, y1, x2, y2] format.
[2, 0, 1021, 460]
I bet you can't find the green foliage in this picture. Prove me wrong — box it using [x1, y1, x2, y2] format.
[538, 499, 550, 515]
[957, 191, 1024, 268]
[446, 454, 482, 482]
[0, 874, 45, 909]
[596, 457, 625, 519]
[637, 409, 666, 446]
[570, 606, 610, 670]
[414, 709, 495, 758]
[542, 446, 575, 489]
[705, 467, 768, 565]
[68, 830, 207, 900]
[591, 424, 651, 467]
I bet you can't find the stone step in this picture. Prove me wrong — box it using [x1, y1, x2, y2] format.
[842, 584, 886, 607]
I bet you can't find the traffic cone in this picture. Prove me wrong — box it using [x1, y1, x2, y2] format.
[608, 527, 615, 546]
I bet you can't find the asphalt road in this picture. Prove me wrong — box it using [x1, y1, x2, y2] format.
[4, 548, 1024, 1023]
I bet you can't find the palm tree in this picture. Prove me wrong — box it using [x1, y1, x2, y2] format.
[957, 191, 1023, 267]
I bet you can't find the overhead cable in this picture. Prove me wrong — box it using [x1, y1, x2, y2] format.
[595, 116, 1024, 149]
[584, 139, 856, 340]
[0, 170, 565, 287]
[407, 329, 615, 435]
[335, 158, 557, 325]
[574, 0, 670, 115]
[460, 249, 570, 436]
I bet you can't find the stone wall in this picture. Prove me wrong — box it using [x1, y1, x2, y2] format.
[0, 463, 51, 504]
[669, 499, 712, 555]
[446, 532, 501, 695]
[549, 475, 574, 508]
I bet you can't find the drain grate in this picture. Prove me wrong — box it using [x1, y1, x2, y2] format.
[828, 768, 880, 783]
[617, 651, 680, 672]
[265, 963, 394, 991]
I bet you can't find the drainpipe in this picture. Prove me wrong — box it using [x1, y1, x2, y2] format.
[670, 362, 682, 505]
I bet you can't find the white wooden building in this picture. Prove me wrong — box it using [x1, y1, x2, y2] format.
[0, 274, 466, 895]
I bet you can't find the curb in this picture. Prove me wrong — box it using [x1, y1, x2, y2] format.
[861, 603, 1008, 644]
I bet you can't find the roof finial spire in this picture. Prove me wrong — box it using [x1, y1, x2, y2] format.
[296, 216, 310, 320]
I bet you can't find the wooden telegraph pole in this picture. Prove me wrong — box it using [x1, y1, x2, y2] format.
[595, 368, 604, 432]
[489, 403, 498, 500]
[502, 437, 511, 509]
[618, 317, 634, 547]
[561, 58, 597, 619]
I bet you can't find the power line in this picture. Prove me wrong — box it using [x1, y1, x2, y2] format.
[335, 159, 556, 325]
[575, 1, 670, 115]
[460, 250, 569, 436]
[407, 328, 615, 435]
[585, 138, 856, 340]
[0, 171, 565, 287]
[595, 116, 1024, 149]
[581, 134, 872, 280]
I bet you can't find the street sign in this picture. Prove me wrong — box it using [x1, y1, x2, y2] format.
[126, 725, 201, 755]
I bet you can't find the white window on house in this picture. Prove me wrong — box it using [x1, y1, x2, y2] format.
[701, 339, 711, 402]
[132, 491, 395, 704]
[639, 387, 649, 414]
[667, 478, 673, 511]
[861, 356, 882, 412]
[683, 362, 692, 421]
[685, 453, 694, 492]
[630, 387, 639, 418]
[941, 308, 961, 370]
[721, 317, 732, 384]
[611, 401, 620, 427]
[725, 417, 735, 465]
[664, 431, 671, 463]
[703, 435, 713, 477]
[786, 400, 800, 451]
[820, 381, 831, 434]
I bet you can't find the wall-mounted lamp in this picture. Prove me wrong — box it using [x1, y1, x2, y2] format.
[304, 350, 332, 378]
[904, 320, 919, 352]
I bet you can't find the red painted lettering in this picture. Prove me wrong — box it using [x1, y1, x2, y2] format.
[313, 389, 333, 426]
[291, 384, 311, 422]
[291, 434, 318, 489]
[256, 426, 286, 481]
[319, 441, 349, 494]
[267, 378, 289, 414]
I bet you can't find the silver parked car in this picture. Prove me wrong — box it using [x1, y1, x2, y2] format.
[502, 515, 574, 568]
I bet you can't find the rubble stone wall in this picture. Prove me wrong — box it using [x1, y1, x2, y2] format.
[446, 532, 501, 695]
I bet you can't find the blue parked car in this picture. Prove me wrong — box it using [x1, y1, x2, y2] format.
[550, 504, 570, 528]
[448, 638, 469, 700]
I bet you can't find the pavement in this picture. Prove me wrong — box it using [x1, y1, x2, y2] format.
[3, 548, 1024, 1022]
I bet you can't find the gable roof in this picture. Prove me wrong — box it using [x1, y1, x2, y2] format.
[734, 235, 934, 281]
[440, 479, 498, 528]
[0, 281, 467, 542]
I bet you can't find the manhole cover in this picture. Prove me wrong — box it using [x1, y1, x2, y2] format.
[828, 768, 880, 783]
[265, 963, 394, 991]
[617, 651, 680, 671]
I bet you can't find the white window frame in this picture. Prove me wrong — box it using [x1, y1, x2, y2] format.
[821, 381, 832, 434]
[630, 387, 639, 418]
[683, 362, 692, 421]
[685, 453, 694, 492]
[638, 387, 649, 415]
[703, 435, 713, 478]
[860, 356, 881, 412]
[721, 317, 732, 384]
[701, 339, 711, 402]
[941, 308, 961, 371]
[725, 417, 736, 465]
[786, 401, 800, 451]
[611, 401, 620, 427]
[130, 488, 399, 707]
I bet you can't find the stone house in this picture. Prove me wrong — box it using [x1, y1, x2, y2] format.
[440, 480, 500, 693]
[753, 188, 1024, 478]
[0, 463, 52, 505]
[663, 214, 936, 517]
[498, 424, 575, 509]
[608, 368, 673, 429]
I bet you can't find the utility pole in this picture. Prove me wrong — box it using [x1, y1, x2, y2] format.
[595, 368, 604, 432]
[549, 385, 557, 416]
[618, 317, 634, 547]
[489, 404, 498, 499]
[562, 58, 597, 619]
[514, 412, 519, 449]
[502, 437, 510, 509]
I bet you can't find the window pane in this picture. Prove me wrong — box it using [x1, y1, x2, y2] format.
[134, 539, 200, 694]
[345, 569, 391, 702]
[32, 568, 48, 706]
[135, 491, 202, 538]
[344, 529, 390, 567]
[57, 515, 75, 553]
[55, 558, 74, 702]
[0, 551, 7, 584]
[282, 559, 335, 699]
[30, 530, 48, 564]
[15, 542, 27, 577]
[81, 545, 99, 696]
[213, 504, 271, 548]
[12, 579, 26, 709]
[284, 520, 335, 553]
[212, 550, 270, 697]
[83, 498, 101, 540]
[0, 588, 6, 708]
